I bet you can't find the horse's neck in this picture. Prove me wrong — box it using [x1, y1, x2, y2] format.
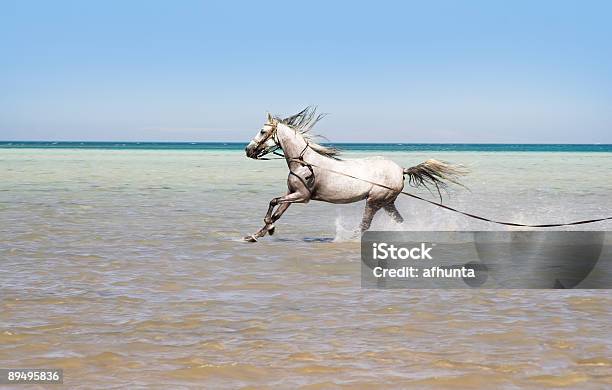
[277, 124, 309, 160]
[277, 124, 331, 170]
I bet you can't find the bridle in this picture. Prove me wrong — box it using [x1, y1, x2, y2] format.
[252, 122, 282, 160]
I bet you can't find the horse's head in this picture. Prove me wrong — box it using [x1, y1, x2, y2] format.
[245, 112, 279, 159]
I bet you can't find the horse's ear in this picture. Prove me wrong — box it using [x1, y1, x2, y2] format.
[266, 112, 273, 123]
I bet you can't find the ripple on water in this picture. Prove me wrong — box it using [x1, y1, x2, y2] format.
[1, 150, 611, 388]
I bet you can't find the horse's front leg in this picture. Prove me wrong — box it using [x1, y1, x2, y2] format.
[244, 191, 309, 242]
[264, 202, 290, 236]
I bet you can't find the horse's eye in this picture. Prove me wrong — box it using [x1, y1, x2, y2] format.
[260, 130, 265, 134]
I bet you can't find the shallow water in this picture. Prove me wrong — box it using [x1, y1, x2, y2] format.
[1, 149, 611, 389]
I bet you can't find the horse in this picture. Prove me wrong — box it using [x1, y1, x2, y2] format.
[243, 107, 465, 242]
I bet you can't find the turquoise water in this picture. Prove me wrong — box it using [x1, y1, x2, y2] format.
[1, 141, 612, 152]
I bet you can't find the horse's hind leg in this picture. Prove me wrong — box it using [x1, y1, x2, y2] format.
[383, 202, 404, 224]
[360, 201, 382, 233]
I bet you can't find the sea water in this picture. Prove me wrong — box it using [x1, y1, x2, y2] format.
[1, 145, 611, 388]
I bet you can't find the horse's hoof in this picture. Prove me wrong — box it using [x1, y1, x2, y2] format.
[267, 224, 276, 235]
[244, 235, 258, 242]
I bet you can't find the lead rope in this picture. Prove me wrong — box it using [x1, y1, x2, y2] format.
[301, 162, 612, 227]
[257, 146, 612, 228]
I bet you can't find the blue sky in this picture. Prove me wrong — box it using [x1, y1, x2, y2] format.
[1, 0, 611, 142]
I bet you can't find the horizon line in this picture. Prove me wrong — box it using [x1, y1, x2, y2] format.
[1, 140, 611, 145]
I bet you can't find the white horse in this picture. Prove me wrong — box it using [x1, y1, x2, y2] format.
[244, 107, 465, 241]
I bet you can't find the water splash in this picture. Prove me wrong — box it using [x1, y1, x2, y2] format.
[333, 215, 360, 242]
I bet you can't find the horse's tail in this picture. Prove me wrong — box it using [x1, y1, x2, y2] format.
[403, 159, 467, 201]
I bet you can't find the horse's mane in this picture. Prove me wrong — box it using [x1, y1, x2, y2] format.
[277, 106, 341, 159]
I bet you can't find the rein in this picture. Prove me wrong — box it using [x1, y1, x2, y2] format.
[253, 140, 612, 228]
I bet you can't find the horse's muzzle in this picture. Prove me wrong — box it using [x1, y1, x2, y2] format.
[245, 144, 258, 159]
